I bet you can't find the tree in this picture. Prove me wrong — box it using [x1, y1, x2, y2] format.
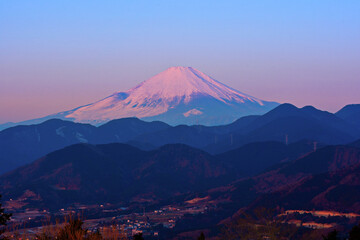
[57, 218, 87, 239]
[37, 215, 102, 240]
[133, 232, 144, 240]
[197, 232, 205, 240]
[322, 230, 338, 240]
[349, 224, 360, 240]
[0, 195, 11, 239]
[220, 207, 297, 240]
[102, 225, 127, 240]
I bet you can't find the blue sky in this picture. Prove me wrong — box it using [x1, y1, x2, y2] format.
[1, 1, 360, 123]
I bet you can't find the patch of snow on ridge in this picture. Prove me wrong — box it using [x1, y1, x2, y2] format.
[56, 126, 66, 137]
[75, 132, 88, 143]
[183, 109, 203, 117]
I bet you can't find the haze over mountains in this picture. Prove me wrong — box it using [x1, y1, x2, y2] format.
[1, 103, 359, 174]
[0, 67, 278, 130]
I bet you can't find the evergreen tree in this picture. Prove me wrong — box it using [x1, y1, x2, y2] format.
[133, 232, 144, 240]
[349, 224, 360, 240]
[322, 230, 338, 240]
[197, 232, 205, 240]
[0, 195, 11, 239]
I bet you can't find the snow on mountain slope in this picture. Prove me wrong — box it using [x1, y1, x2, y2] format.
[64, 66, 277, 125]
[0, 67, 279, 129]
[125, 66, 263, 105]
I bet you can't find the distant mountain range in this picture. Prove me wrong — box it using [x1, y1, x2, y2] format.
[1, 111, 360, 236]
[144, 103, 360, 153]
[1, 103, 359, 174]
[0, 66, 278, 130]
[0, 118, 169, 174]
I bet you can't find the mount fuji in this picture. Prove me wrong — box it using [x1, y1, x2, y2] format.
[1, 67, 279, 128]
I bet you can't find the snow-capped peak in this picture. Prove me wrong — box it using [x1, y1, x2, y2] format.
[62, 66, 277, 125]
[126, 66, 262, 105]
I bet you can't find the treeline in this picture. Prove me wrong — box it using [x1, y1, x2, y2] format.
[322, 227, 360, 240]
[220, 207, 360, 240]
[2, 196, 360, 240]
[3, 215, 144, 240]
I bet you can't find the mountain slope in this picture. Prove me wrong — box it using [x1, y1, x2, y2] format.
[0, 140, 321, 211]
[0, 143, 232, 209]
[0, 119, 96, 174]
[217, 141, 315, 177]
[336, 104, 360, 129]
[251, 159, 360, 212]
[349, 139, 360, 148]
[207, 145, 360, 215]
[0, 140, 317, 210]
[176, 145, 360, 233]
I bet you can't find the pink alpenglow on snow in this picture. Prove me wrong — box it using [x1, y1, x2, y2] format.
[5, 67, 279, 127]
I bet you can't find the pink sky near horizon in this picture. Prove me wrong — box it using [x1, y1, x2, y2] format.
[1, 1, 359, 124]
[0, 62, 358, 124]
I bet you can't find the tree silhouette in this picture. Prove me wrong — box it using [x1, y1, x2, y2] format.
[57, 218, 87, 239]
[322, 230, 338, 240]
[0, 195, 11, 239]
[349, 224, 360, 240]
[220, 207, 297, 240]
[133, 232, 144, 240]
[197, 232, 205, 240]
[36, 215, 102, 240]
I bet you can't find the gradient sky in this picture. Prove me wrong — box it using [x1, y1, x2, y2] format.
[1, 1, 360, 124]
